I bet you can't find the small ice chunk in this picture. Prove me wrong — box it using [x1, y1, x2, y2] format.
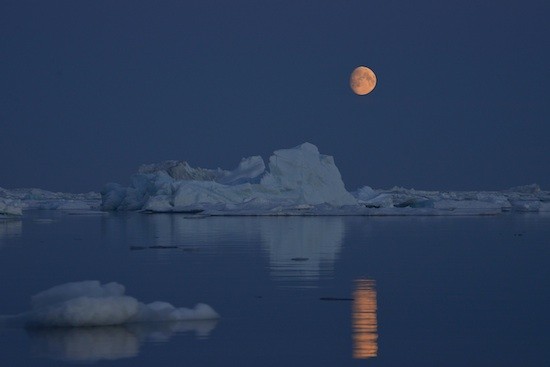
[2, 281, 220, 328]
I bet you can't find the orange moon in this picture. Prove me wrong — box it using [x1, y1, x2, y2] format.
[350, 66, 377, 95]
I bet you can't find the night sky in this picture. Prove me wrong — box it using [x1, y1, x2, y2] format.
[1, 0, 549, 193]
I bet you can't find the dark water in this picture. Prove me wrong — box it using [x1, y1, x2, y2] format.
[1, 211, 549, 366]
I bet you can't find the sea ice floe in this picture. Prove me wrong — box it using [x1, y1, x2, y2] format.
[353, 184, 549, 215]
[1, 280, 219, 328]
[0, 187, 100, 214]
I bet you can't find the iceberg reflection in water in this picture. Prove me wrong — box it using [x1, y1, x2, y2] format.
[261, 217, 345, 287]
[28, 320, 218, 362]
[0, 219, 21, 249]
[353, 279, 378, 359]
[103, 213, 346, 287]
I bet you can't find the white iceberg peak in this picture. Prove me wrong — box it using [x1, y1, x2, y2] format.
[260, 143, 356, 206]
[101, 143, 357, 212]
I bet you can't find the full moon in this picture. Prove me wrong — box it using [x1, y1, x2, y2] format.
[350, 66, 377, 95]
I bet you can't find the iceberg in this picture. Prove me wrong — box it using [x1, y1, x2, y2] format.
[101, 142, 357, 213]
[99, 142, 549, 216]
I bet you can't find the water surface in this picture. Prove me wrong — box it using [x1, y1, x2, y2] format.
[1, 211, 549, 366]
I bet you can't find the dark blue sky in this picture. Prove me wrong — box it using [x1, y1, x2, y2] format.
[1, 0, 549, 193]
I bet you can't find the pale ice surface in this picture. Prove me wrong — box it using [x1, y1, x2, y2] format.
[0, 198, 22, 216]
[101, 142, 357, 213]
[100, 142, 549, 216]
[1, 280, 219, 328]
[2, 143, 549, 216]
[0, 187, 100, 216]
[354, 183, 550, 214]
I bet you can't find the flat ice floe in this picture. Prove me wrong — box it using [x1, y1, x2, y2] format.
[99, 142, 549, 216]
[353, 183, 550, 215]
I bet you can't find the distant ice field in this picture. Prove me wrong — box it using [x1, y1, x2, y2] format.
[1, 143, 548, 217]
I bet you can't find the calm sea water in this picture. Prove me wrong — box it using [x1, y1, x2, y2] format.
[1, 211, 549, 366]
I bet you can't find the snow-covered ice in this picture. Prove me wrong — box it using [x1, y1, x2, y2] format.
[0, 187, 100, 214]
[99, 143, 548, 216]
[1, 280, 219, 328]
[101, 142, 357, 213]
[353, 183, 550, 215]
[0, 198, 22, 217]
[2, 143, 548, 217]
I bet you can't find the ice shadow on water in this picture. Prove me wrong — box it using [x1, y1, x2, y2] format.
[28, 319, 218, 362]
